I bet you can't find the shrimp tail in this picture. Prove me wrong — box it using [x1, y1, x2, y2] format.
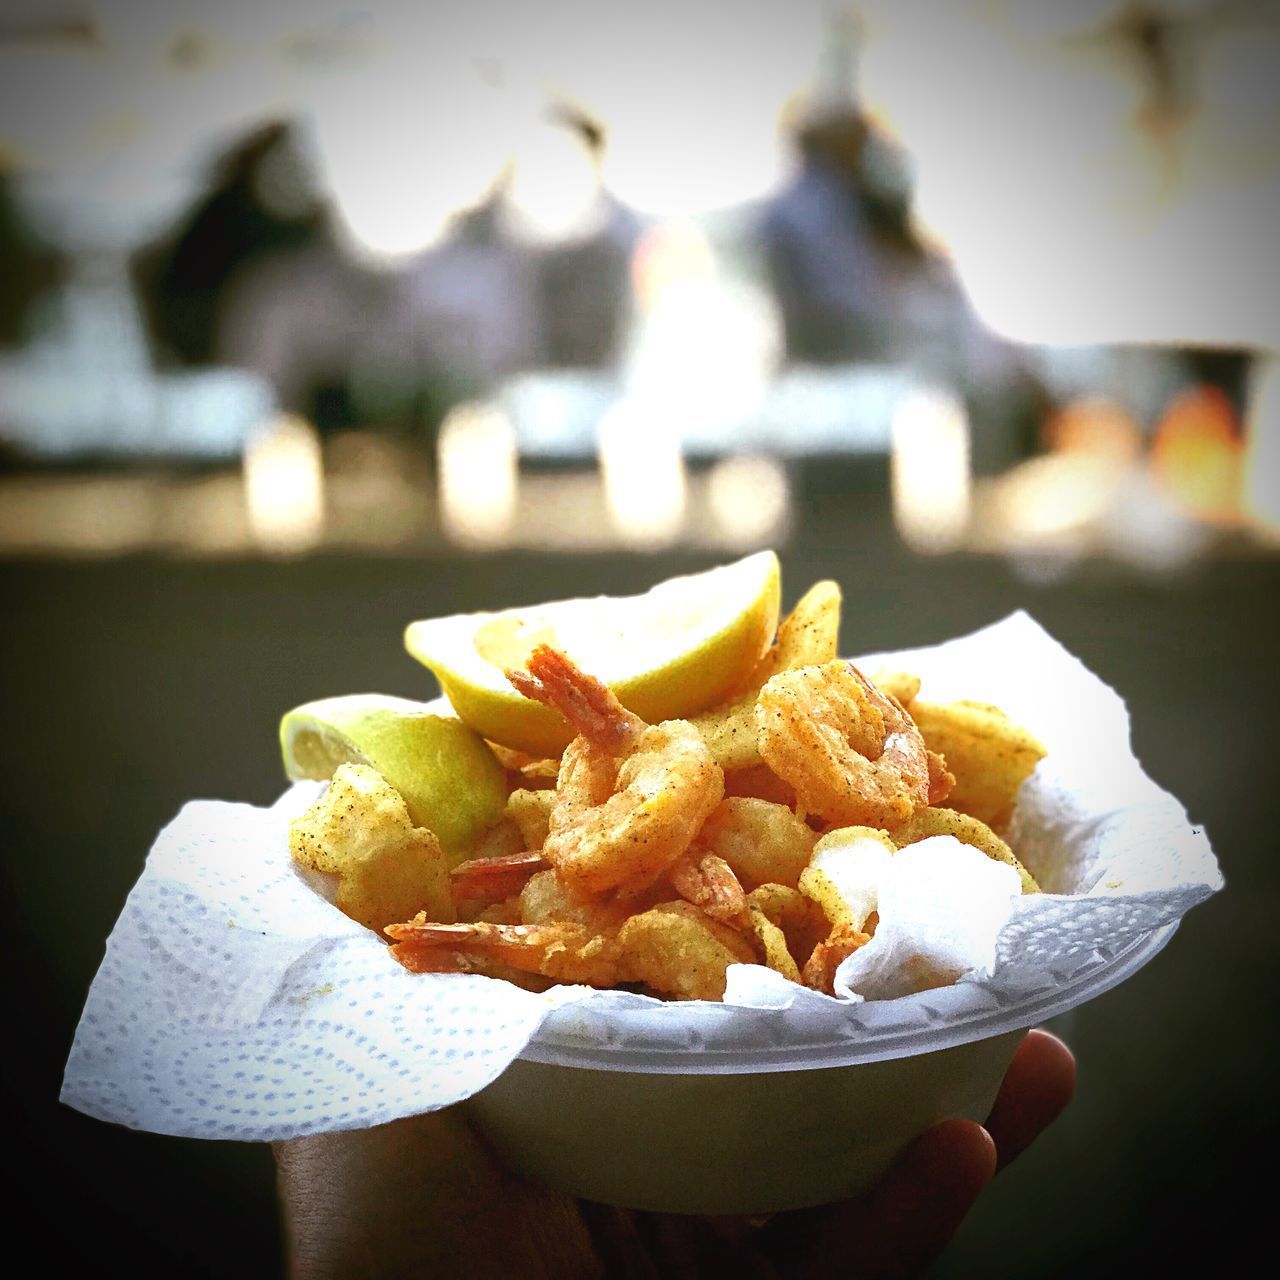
[387, 917, 624, 986]
[450, 851, 548, 901]
[668, 850, 748, 923]
[507, 644, 642, 751]
[385, 920, 486, 946]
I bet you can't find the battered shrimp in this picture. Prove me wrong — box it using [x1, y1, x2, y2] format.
[699, 796, 816, 891]
[666, 849, 747, 923]
[506, 788, 556, 851]
[387, 899, 752, 1000]
[506, 645, 724, 896]
[615, 901, 756, 1001]
[801, 922, 873, 994]
[386, 916, 625, 987]
[517, 867, 633, 929]
[756, 660, 929, 830]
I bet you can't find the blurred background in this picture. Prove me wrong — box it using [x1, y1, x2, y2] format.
[2, 0, 1276, 1274]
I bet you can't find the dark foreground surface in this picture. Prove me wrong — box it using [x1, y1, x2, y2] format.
[4, 507, 1274, 1276]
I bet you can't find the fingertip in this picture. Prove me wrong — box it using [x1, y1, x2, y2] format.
[849, 1119, 995, 1277]
[903, 1118, 998, 1195]
[987, 1028, 1077, 1172]
[762, 1120, 997, 1279]
[1025, 1028, 1077, 1078]
[872, 1118, 996, 1224]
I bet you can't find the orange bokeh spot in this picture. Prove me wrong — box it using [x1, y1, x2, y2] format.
[1042, 397, 1144, 464]
[1149, 385, 1242, 524]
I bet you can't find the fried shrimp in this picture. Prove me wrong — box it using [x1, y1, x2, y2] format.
[331, 560, 1053, 1007]
[615, 901, 756, 1001]
[387, 899, 752, 999]
[386, 916, 625, 987]
[505, 787, 555, 851]
[506, 645, 724, 896]
[801, 922, 873, 994]
[756, 660, 929, 830]
[517, 867, 633, 929]
[666, 849, 748, 923]
[699, 796, 816, 891]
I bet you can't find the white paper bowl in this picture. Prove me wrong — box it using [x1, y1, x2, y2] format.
[465, 924, 1175, 1215]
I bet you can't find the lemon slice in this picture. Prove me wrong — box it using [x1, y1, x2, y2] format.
[280, 694, 507, 853]
[405, 551, 782, 756]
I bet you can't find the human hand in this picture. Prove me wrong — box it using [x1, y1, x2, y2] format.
[275, 1028, 1075, 1279]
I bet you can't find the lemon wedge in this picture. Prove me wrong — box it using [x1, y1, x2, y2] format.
[280, 694, 507, 853]
[404, 551, 782, 755]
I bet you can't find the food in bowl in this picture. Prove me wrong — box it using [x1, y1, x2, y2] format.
[284, 553, 1046, 1002]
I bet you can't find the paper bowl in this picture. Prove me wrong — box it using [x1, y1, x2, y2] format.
[465, 924, 1176, 1215]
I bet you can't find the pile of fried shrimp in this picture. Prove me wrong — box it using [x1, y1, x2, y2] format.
[289, 583, 1047, 1002]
